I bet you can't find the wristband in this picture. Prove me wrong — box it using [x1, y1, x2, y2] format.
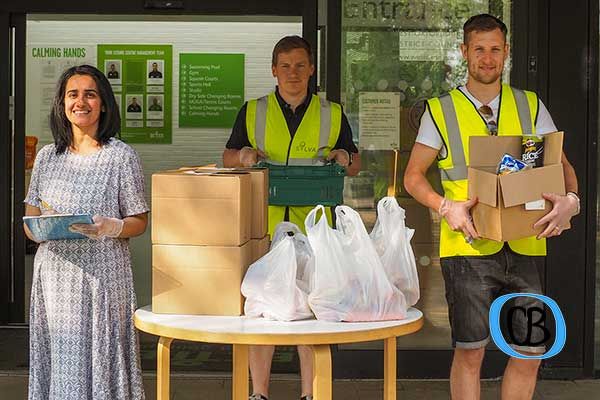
[566, 191, 580, 216]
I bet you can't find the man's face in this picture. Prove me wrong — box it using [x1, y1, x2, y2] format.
[153, 98, 158, 105]
[460, 28, 508, 85]
[132, 98, 138, 105]
[271, 48, 314, 98]
[152, 63, 158, 71]
[110, 64, 115, 71]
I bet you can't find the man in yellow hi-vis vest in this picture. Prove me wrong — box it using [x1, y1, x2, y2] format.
[223, 36, 360, 400]
[405, 14, 579, 400]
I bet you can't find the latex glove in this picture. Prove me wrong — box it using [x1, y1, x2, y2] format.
[239, 146, 266, 167]
[69, 215, 124, 239]
[533, 192, 579, 239]
[326, 149, 350, 167]
[439, 197, 479, 243]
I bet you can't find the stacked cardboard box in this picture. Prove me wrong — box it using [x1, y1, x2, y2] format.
[151, 168, 269, 315]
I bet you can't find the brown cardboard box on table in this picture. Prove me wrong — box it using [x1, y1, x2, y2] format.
[468, 131, 566, 242]
[151, 236, 271, 316]
[178, 166, 268, 239]
[152, 242, 252, 315]
[152, 170, 251, 246]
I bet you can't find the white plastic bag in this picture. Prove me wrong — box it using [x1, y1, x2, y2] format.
[270, 222, 314, 291]
[370, 197, 420, 306]
[241, 222, 314, 321]
[306, 205, 407, 322]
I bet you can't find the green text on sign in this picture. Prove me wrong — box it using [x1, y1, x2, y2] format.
[179, 53, 245, 128]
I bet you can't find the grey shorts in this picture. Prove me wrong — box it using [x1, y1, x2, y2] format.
[440, 244, 546, 353]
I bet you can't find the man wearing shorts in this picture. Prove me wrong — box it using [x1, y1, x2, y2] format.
[404, 14, 580, 400]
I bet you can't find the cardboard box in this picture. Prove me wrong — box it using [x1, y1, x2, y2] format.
[179, 166, 268, 239]
[152, 236, 271, 316]
[152, 241, 253, 315]
[468, 131, 566, 242]
[152, 170, 251, 246]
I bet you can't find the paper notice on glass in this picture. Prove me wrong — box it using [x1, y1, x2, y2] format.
[358, 92, 400, 150]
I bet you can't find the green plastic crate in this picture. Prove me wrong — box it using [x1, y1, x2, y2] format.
[257, 162, 346, 206]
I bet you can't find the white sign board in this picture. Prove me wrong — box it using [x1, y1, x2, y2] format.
[358, 92, 400, 150]
[26, 46, 96, 144]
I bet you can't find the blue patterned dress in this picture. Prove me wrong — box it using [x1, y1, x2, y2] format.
[25, 138, 148, 400]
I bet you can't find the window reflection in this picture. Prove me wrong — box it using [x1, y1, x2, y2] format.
[340, 0, 511, 349]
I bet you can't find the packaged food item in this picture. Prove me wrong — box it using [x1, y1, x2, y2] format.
[497, 154, 528, 175]
[521, 135, 544, 168]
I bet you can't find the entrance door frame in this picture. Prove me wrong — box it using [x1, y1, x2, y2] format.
[2, 0, 598, 380]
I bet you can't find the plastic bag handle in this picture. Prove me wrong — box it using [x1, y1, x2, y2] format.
[377, 196, 406, 219]
[305, 205, 327, 230]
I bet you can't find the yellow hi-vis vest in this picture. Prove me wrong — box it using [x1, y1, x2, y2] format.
[246, 92, 342, 237]
[427, 84, 545, 257]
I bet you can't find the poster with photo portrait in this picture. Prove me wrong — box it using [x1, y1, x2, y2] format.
[146, 94, 164, 120]
[104, 60, 122, 85]
[125, 94, 143, 120]
[147, 59, 164, 85]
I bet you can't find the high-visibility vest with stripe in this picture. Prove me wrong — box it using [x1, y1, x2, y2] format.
[246, 92, 342, 236]
[428, 84, 545, 257]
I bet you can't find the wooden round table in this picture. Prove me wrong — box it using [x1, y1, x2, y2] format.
[134, 306, 423, 400]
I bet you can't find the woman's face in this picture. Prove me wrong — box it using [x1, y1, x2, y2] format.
[64, 74, 103, 133]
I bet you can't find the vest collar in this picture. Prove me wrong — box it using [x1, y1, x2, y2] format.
[274, 86, 313, 113]
[454, 85, 507, 131]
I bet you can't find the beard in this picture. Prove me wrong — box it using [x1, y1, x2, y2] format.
[469, 65, 502, 85]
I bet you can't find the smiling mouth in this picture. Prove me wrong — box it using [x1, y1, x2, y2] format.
[73, 110, 90, 114]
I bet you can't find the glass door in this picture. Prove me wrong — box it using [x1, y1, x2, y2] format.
[338, 0, 512, 356]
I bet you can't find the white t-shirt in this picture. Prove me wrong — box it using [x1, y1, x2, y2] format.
[416, 86, 557, 158]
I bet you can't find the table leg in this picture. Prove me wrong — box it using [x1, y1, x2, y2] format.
[157, 337, 174, 400]
[232, 344, 249, 400]
[384, 336, 397, 400]
[312, 344, 332, 400]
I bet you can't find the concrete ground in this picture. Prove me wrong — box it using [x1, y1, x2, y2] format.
[1, 371, 599, 399]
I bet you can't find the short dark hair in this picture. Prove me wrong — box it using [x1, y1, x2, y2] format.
[272, 35, 313, 66]
[50, 64, 120, 154]
[463, 14, 508, 44]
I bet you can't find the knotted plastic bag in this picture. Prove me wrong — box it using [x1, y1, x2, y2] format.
[370, 197, 420, 306]
[241, 222, 314, 321]
[306, 205, 407, 322]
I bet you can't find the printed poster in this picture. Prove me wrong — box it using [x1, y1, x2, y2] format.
[358, 92, 401, 150]
[98, 44, 172, 144]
